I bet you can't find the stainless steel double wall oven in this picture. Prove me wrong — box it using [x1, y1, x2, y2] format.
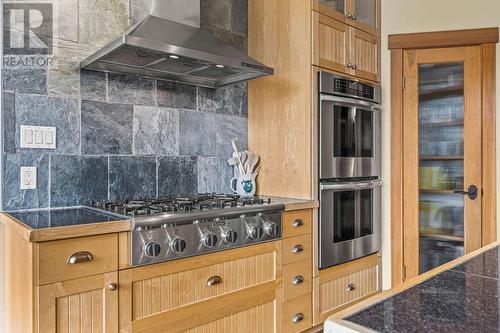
[318, 72, 382, 269]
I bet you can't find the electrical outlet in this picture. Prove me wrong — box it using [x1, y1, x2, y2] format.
[20, 166, 37, 190]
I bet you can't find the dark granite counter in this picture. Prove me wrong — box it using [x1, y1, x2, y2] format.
[8, 207, 127, 229]
[0, 207, 131, 242]
[325, 244, 500, 333]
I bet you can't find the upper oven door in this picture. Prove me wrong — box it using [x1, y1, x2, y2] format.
[320, 95, 381, 179]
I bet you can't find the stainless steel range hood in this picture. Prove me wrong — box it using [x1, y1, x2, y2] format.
[80, 3, 273, 89]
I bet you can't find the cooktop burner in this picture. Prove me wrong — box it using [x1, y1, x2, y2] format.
[89, 194, 274, 217]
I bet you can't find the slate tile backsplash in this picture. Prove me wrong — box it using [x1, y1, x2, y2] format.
[1, 0, 248, 210]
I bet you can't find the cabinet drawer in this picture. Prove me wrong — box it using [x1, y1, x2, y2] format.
[283, 294, 312, 333]
[283, 234, 312, 264]
[283, 259, 312, 301]
[38, 234, 118, 285]
[319, 258, 379, 315]
[125, 242, 280, 323]
[283, 209, 312, 238]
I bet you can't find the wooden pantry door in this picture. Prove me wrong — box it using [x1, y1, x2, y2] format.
[402, 46, 482, 280]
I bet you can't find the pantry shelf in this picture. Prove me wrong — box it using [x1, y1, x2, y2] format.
[420, 155, 463, 161]
[420, 233, 464, 243]
[419, 85, 464, 101]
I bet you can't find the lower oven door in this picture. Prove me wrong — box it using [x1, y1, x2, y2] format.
[319, 180, 381, 269]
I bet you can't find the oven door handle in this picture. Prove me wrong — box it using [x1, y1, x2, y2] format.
[320, 94, 381, 110]
[320, 180, 382, 191]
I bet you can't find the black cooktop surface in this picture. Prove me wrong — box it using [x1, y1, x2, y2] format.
[8, 207, 127, 229]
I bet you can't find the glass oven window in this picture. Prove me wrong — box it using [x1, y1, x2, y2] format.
[333, 106, 373, 157]
[333, 191, 355, 243]
[360, 189, 373, 237]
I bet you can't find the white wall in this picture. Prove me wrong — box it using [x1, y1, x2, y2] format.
[381, 0, 500, 289]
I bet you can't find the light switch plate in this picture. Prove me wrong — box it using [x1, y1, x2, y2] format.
[20, 125, 56, 149]
[20, 166, 37, 190]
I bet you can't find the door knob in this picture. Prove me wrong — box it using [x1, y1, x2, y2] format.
[454, 185, 478, 200]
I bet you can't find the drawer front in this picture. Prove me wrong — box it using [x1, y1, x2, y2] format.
[320, 263, 378, 312]
[283, 294, 312, 333]
[283, 209, 312, 238]
[283, 259, 312, 301]
[38, 234, 118, 285]
[283, 234, 312, 265]
[128, 243, 279, 321]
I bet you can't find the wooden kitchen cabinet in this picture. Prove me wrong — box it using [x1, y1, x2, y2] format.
[118, 241, 282, 333]
[313, 11, 380, 82]
[313, 0, 381, 37]
[313, 253, 380, 325]
[38, 272, 119, 333]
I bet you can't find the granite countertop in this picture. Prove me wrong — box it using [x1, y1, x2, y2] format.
[0, 196, 317, 243]
[325, 242, 500, 333]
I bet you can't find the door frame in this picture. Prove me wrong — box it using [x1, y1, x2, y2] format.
[389, 28, 499, 287]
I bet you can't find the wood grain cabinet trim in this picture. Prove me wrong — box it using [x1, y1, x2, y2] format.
[37, 234, 118, 285]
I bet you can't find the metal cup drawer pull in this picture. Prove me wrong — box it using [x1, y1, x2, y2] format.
[292, 244, 304, 253]
[206, 275, 222, 287]
[67, 251, 94, 264]
[292, 275, 304, 285]
[346, 283, 356, 292]
[292, 219, 304, 227]
[292, 313, 304, 323]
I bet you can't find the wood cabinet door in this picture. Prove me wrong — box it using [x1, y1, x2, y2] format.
[352, 28, 380, 82]
[350, 0, 380, 36]
[38, 272, 119, 333]
[313, 0, 348, 23]
[402, 46, 483, 280]
[313, 12, 351, 75]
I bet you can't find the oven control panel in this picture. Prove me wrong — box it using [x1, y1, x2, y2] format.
[319, 71, 381, 104]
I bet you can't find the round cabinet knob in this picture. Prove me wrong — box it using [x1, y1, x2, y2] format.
[248, 225, 264, 239]
[222, 230, 238, 243]
[108, 282, 118, 291]
[263, 221, 279, 237]
[171, 237, 187, 253]
[144, 241, 161, 258]
[203, 233, 218, 247]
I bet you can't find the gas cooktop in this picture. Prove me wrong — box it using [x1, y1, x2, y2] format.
[87, 194, 285, 267]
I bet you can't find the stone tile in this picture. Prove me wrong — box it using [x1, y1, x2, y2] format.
[200, 0, 232, 31]
[81, 70, 107, 102]
[201, 25, 247, 52]
[2, 68, 47, 94]
[81, 100, 133, 155]
[3, 92, 15, 154]
[231, 0, 248, 36]
[3, 153, 49, 210]
[108, 74, 156, 106]
[216, 114, 248, 158]
[58, 0, 79, 42]
[15, 94, 79, 154]
[197, 156, 232, 194]
[48, 39, 87, 98]
[198, 82, 247, 115]
[157, 81, 197, 110]
[50, 155, 108, 207]
[133, 106, 179, 155]
[158, 156, 198, 196]
[109, 156, 157, 201]
[79, 0, 129, 47]
[130, 0, 153, 24]
[179, 111, 217, 155]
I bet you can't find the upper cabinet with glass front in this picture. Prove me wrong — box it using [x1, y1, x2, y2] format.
[313, 0, 380, 36]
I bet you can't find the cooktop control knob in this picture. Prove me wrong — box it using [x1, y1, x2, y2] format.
[202, 233, 218, 247]
[263, 221, 279, 237]
[171, 237, 186, 253]
[248, 225, 264, 239]
[222, 230, 238, 243]
[144, 241, 161, 258]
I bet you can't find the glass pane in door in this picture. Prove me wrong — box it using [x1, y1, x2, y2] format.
[333, 191, 355, 243]
[360, 189, 373, 237]
[418, 63, 465, 274]
[333, 106, 373, 157]
[319, 0, 345, 14]
[355, 0, 377, 29]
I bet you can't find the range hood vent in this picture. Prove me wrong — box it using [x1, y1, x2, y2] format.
[80, 15, 273, 88]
